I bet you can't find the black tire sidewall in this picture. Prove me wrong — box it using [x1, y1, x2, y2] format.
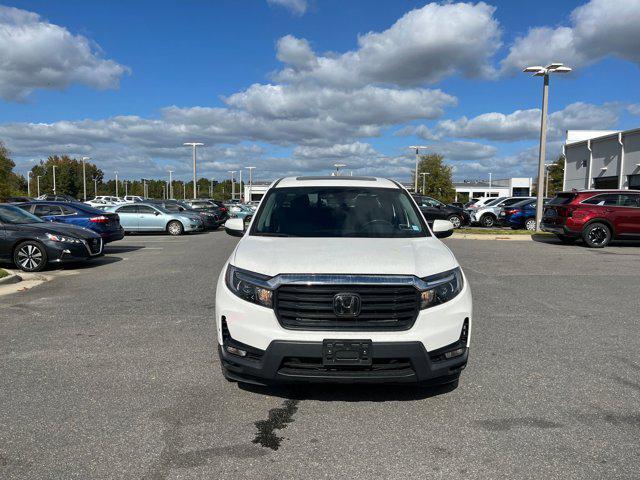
[13, 240, 48, 272]
[583, 222, 611, 248]
[481, 215, 495, 227]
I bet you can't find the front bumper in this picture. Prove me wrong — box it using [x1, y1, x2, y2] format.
[45, 238, 103, 263]
[219, 340, 467, 385]
[215, 268, 472, 385]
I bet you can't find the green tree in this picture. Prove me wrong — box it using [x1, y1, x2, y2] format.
[29, 155, 103, 199]
[413, 154, 456, 203]
[0, 142, 26, 200]
[547, 155, 565, 196]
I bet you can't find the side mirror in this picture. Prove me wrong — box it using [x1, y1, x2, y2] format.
[225, 218, 245, 237]
[432, 219, 454, 239]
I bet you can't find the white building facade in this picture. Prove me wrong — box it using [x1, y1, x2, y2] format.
[564, 128, 640, 190]
[453, 178, 533, 201]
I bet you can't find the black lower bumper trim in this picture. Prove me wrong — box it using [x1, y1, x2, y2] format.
[219, 340, 467, 386]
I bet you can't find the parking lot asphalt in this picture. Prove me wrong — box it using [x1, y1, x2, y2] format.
[1, 232, 639, 479]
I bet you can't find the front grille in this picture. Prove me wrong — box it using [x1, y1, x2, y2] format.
[87, 238, 102, 255]
[279, 357, 413, 376]
[274, 284, 419, 331]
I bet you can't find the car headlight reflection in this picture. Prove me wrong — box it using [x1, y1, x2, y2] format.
[225, 265, 273, 308]
[45, 233, 83, 244]
[420, 267, 463, 309]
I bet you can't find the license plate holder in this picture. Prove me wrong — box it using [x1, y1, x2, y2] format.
[323, 339, 372, 366]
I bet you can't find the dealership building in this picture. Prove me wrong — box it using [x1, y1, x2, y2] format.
[564, 128, 640, 190]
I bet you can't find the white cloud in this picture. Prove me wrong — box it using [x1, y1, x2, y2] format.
[501, 0, 640, 73]
[275, 2, 501, 87]
[0, 5, 129, 102]
[225, 84, 456, 125]
[267, 0, 308, 16]
[411, 102, 624, 142]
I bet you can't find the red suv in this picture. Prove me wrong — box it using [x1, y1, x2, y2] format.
[541, 190, 640, 247]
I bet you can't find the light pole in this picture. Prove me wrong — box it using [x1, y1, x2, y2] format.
[238, 169, 243, 202]
[124, 180, 128, 197]
[184, 142, 204, 199]
[409, 146, 428, 193]
[93, 178, 98, 197]
[544, 163, 552, 197]
[523, 62, 572, 230]
[210, 178, 214, 198]
[168, 170, 174, 199]
[334, 163, 346, 176]
[229, 171, 236, 200]
[81, 156, 90, 201]
[246, 166, 255, 202]
[36, 175, 41, 197]
[52, 165, 57, 194]
[115, 171, 119, 197]
[420, 172, 430, 195]
[27, 171, 31, 197]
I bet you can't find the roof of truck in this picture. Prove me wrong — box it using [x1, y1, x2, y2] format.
[274, 176, 400, 189]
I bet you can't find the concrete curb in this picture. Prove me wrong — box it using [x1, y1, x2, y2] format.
[0, 271, 22, 285]
[451, 233, 553, 241]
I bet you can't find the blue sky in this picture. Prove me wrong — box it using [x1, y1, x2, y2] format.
[1, 0, 639, 183]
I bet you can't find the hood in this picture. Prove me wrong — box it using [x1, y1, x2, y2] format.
[232, 236, 458, 278]
[18, 221, 100, 239]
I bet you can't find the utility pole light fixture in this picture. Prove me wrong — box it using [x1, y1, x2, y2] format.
[52, 165, 57, 194]
[246, 166, 256, 202]
[81, 156, 90, 201]
[420, 172, 430, 195]
[333, 163, 346, 176]
[184, 142, 204, 199]
[409, 146, 429, 193]
[229, 171, 236, 200]
[523, 62, 572, 230]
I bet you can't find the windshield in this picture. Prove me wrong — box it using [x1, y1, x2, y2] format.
[0, 205, 44, 224]
[484, 197, 504, 206]
[251, 187, 429, 238]
[548, 193, 577, 205]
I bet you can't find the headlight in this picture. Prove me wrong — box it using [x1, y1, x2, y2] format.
[419, 267, 463, 309]
[45, 233, 83, 244]
[225, 265, 273, 308]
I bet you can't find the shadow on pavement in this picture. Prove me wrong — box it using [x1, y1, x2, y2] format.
[532, 234, 640, 248]
[238, 380, 459, 402]
[104, 245, 145, 254]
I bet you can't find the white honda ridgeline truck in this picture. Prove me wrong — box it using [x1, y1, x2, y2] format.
[216, 176, 472, 387]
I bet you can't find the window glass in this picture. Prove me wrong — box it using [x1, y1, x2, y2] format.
[420, 197, 441, 208]
[502, 197, 527, 206]
[33, 204, 52, 216]
[117, 205, 138, 213]
[619, 194, 640, 208]
[582, 194, 619, 206]
[548, 193, 577, 205]
[252, 187, 428, 238]
[138, 205, 158, 214]
[0, 205, 44, 224]
[60, 205, 77, 215]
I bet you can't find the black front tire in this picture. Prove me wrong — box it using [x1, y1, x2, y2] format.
[480, 214, 496, 228]
[582, 222, 611, 248]
[13, 240, 48, 272]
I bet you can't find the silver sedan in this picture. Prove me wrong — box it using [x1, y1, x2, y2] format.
[105, 203, 203, 235]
